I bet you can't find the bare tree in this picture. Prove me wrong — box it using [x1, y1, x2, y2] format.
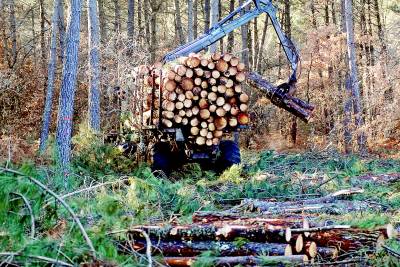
[256, 16, 268, 72]
[174, 0, 184, 44]
[7, 0, 17, 68]
[58, 0, 65, 62]
[127, 0, 135, 40]
[98, 0, 107, 43]
[56, 0, 82, 180]
[113, 0, 121, 32]
[227, 0, 235, 53]
[193, 0, 198, 39]
[209, 0, 218, 53]
[344, 0, 366, 154]
[39, 0, 47, 66]
[39, 0, 62, 152]
[341, 0, 352, 154]
[239, 0, 249, 68]
[87, 0, 101, 131]
[149, 1, 162, 62]
[204, 0, 210, 33]
[187, 0, 194, 42]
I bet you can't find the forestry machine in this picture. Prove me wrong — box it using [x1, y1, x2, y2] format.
[120, 0, 313, 174]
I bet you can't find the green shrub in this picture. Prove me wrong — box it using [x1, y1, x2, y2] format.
[72, 124, 136, 174]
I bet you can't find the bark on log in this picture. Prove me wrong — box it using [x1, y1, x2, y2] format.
[163, 255, 308, 267]
[128, 224, 289, 243]
[306, 228, 386, 251]
[130, 240, 292, 257]
[247, 72, 314, 122]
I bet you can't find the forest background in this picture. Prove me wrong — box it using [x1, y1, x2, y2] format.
[1, 0, 399, 162]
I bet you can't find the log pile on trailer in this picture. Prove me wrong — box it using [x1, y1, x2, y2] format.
[135, 52, 250, 146]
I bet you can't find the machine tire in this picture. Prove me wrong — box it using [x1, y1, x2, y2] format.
[152, 142, 172, 175]
[217, 140, 241, 172]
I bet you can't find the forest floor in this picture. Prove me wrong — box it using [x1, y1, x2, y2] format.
[1, 145, 400, 266]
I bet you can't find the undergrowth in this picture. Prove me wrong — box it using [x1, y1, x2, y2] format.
[1, 147, 400, 265]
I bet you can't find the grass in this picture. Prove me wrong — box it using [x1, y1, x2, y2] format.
[1, 146, 400, 265]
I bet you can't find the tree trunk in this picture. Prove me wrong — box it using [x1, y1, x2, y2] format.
[193, 0, 198, 39]
[39, 0, 61, 152]
[203, 0, 210, 33]
[87, 0, 101, 131]
[252, 17, 259, 70]
[7, 0, 18, 68]
[344, 0, 366, 155]
[57, 0, 65, 62]
[187, 0, 194, 42]
[31, 8, 37, 66]
[324, 0, 329, 25]
[39, 0, 47, 66]
[143, 0, 151, 49]
[113, 0, 121, 33]
[256, 16, 268, 72]
[56, 0, 82, 184]
[149, 1, 162, 62]
[239, 0, 249, 68]
[209, 0, 219, 53]
[373, 0, 387, 58]
[127, 0, 135, 40]
[227, 0, 235, 53]
[98, 0, 107, 43]
[218, 0, 223, 53]
[341, 0, 352, 154]
[174, 0, 184, 44]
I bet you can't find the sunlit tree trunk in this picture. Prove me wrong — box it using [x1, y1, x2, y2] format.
[87, 0, 101, 131]
[56, 0, 82, 183]
[39, 0, 61, 153]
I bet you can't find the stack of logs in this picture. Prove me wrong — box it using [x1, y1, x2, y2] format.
[141, 52, 250, 146]
[123, 190, 398, 266]
[125, 217, 396, 266]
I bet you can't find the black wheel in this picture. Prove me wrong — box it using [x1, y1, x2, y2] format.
[217, 140, 241, 172]
[151, 142, 172, 175]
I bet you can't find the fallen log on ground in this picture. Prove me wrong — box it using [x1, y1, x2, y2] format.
[128, 224, 290, 243]
[130, 239, 292, 257]
[243, 188, 364, 212]
[352, 173, 400, 185]
[304, 228, 386, 252]
[163, 255, 309, 267]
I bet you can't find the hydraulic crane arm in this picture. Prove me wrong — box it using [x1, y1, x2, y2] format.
[162, 0, 299, 85]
